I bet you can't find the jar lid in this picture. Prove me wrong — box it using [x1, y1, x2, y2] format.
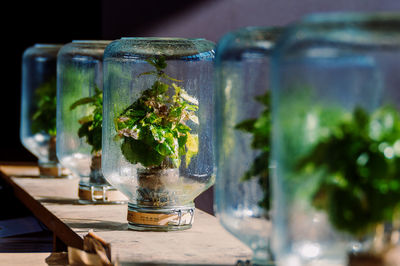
[58, 40, 112, 60]
[104, 37, 215, 60]
[277, 12, 400, 52]
[216, 27, 283, 61]
[23, 43, 63, 59]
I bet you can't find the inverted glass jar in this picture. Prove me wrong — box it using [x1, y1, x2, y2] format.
[102, 37, 215, 231]
[214, 27, 282, 265]
[20, 44, 67, 178]
[56, 40, 126, 204]
[271, 13, 400, 266]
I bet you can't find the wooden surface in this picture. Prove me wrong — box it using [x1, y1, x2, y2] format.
[0, 164, 252, 265]
[0, 253, 50, 266]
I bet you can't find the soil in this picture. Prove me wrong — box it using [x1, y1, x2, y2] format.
[348, 246, 400, 266]
[137, 168, 180, 207]
[89, 154, 108, 185]
[48, 136, 58, 162]
[348, 253, 383, 266]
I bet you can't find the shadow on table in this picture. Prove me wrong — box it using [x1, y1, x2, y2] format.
[38, 198, 81, 205]
[39, 197, 128, 205]
[121, 263, 235, 266]
[64, 218, 128, 231]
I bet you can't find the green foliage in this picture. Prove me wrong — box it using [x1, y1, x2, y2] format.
[236, 92, 271, 210]
[31, 78, 57, 136]
[115, 56, 199, 169]
[70, 87, 103, 154]
[297, 105, 400, 237]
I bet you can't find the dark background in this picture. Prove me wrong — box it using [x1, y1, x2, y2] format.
[1, 0, 399, 213]
[3, 0, 399, 162]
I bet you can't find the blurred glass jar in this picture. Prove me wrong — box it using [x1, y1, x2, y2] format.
[102, 38, 215, 231]
[214, 27, 282, 265]
[57, 40, 126, 204]
[271, 13, 400, 266]
[20, 44, 68, 177]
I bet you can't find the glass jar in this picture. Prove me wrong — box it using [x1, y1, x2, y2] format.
[20, 44, 67, 177]
[102, 38, 215, 231]
[56, 40, 126, 204]
[271, 13, 400, 266]
[214, 27, 282, 265]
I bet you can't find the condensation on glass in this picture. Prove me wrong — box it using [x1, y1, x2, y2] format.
[56, 40, 126, 204]
[102, 38, 215, 231]
[214, 27, 282, 265]
[20, 44, 67, 178]
[271, 13, 400, 266]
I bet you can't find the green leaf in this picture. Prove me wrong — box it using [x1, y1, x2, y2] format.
[122, 137, 164, 167]
[116, 56, 199, 169]
[70, 86, 103, 153]
[185, 133, 198, 167]
[70, 97, 96, 110]
[31, 77, 57, 136]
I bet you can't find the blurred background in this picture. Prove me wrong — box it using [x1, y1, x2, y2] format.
[1, 0, 399, 215]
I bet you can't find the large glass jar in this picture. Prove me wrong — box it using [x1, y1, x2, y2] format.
[20, 44, 67, 178]
[102, 38, 215, 231]
[271, 13, 400, 266]
[214, 27, 282, 265]
[56, 40, 126, 204]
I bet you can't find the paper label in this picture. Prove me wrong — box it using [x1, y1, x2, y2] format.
[127, 210, 193, 226]
[78, 188, 127, 202]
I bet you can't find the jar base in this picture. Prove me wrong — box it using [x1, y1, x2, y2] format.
[127, 203, 195, 231]
[38, 161, 69, 178]
[78, 181, 127, 204]
[236, 259, 275, 266]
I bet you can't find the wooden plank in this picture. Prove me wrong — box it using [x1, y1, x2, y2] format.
[0, 166, 83, 250]
[0, 253, 50, 266]
[0, 164, 252, 265]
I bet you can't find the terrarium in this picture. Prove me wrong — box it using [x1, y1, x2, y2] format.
[56, 40, 126, 203]
[102, 38, 215, 231]
[214, 27, 282, 265]
[20, 44, 67, 177]
[271, 13, 400, 266]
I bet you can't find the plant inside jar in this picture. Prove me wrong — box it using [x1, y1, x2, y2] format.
[70, 86, 106, 184]
[235, 91, 271, 213]
[31, 77, 58, 163]
[115, 56, 199, 207]
[297, 105, 400, 265]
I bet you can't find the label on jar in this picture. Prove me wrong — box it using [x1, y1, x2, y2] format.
[78, 187, 127, 202]
[127, 210, 193, 226]
[38, 166, 62, 177]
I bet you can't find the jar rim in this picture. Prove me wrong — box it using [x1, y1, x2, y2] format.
[120, 37, 206, 41]
[104, 37, 215, 59]
[34, 43, 64, 48]
[275, 11, 400, 52]
[72, 40, 113, 44]
[301, 12, 400, 25]
[58, 40, 112, 59]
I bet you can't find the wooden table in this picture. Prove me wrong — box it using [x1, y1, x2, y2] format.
[0, 164, 252, 265]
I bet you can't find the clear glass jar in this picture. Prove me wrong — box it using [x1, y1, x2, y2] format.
[271, 13, 400, 266]
[102, 38, 215, 231]
[214, 27, 282, 265]
[20, 44, 67, 177]
[56, 40, 126, 203]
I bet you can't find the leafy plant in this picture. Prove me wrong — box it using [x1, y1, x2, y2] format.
[235, 91, 271, 211]
[115, 56, 199, 169]
[297, 105, 400, 237]
[31, 78, 57, 136]
[70, 87, 103, 154]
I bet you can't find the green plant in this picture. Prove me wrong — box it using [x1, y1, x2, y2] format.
[297, 105, 400, 237]
[235, 91, 271, 211]
[115, 56, 199, 169]
[70, 87, 103, 154]
[31, 77, 57, 136]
